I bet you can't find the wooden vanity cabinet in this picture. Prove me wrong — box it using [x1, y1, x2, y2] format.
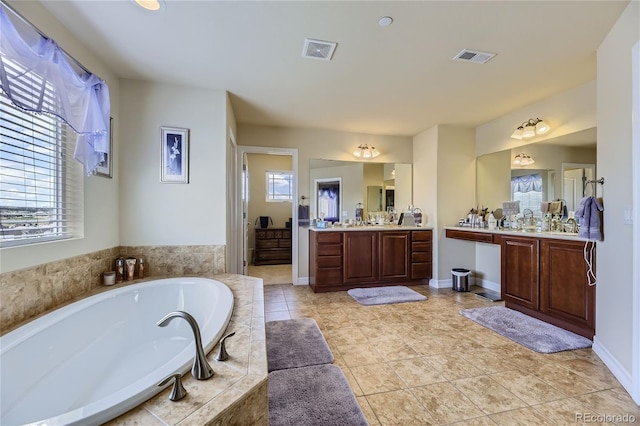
[492, 233, 595, 339]
[344, 231, 379, 283]
[411, 230, 433, 280]
[309, 231, 343, 292]
[309, 229, 432, 292]
[540, 239, 595, 337]
[498, 235, 540, 310]
[379, 231, 410, 281]
[447, 228, 596, 338]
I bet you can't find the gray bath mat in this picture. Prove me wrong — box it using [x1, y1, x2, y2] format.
[266, 318, 334, 372]
[269, 364, 368, 426]
[348, 285, 427, 306]
[460, 306, 592, 353]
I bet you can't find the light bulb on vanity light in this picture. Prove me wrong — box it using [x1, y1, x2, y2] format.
[511, 118, 550, 140]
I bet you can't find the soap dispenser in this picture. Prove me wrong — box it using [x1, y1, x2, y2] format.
[488, 211, 497, 230]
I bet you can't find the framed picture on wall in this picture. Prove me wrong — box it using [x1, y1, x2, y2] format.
[160, 126, 189, 183]
[93, 117, 113, 178]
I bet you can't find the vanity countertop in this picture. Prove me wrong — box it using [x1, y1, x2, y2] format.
[310, 225, 432, 232]
[444, 225, 593, 242]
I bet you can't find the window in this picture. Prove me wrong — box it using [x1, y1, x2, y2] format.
[511, 173, 543, 216]
[266, 170, 293, 202]
[0, 58, 83, 247]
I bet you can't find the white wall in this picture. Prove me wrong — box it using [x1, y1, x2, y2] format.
[412, 125, 476, 285]
[119, 80, 229, 246]
[1, 1, 120, 273]
[476, 81, 597, 157]
[594, 0, 639, 382]
[237, 124, 413, 280]
[436, 126, 477, 281]
[413, 126, 439, 282]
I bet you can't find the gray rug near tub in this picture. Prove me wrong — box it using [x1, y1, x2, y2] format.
[460, 306, 592, 353]
[268, 364, 368, 426]
[347, 285, 427, 306]
[266, 318, 334, 372]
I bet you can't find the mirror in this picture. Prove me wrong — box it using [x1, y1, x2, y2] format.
[309, 160, 412, 222]
[477, 127, 597, 216]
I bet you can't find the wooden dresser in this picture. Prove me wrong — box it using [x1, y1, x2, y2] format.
[254, 228, 292, 265]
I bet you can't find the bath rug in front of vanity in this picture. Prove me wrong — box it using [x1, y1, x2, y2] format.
[269, 364, 368, 426]
[266, 318, 334, 372]
[347, 285, 427, 306]
[459, 306, 592, 353]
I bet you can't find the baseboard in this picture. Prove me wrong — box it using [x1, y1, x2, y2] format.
[476, 278, 500, 293]
[295, 277, 309, 285]
[429, 278, 500, 292]
[592, 336, 636, 402]
[430, 278, 453, 289]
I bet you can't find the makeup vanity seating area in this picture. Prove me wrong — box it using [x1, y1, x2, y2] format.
[309, 227, 433, 293]
[446, 226, 596, 339]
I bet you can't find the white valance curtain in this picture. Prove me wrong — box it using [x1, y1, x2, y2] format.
[0, 7, 110, 175]
[511, 173, 542, 194]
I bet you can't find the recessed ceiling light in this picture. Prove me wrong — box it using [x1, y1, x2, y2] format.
[133, 0, 165, 12]
[378, 16, 393, 27]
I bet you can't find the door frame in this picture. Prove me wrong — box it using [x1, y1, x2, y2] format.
[235, 145, 299, 284]
[631, 39, 639, 404]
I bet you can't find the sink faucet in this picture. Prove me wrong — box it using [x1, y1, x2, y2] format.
[157, 311, 214, 380]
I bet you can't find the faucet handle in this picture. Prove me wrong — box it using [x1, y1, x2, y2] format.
[158, 373, 187, 401]
[215, 331, 236, 361]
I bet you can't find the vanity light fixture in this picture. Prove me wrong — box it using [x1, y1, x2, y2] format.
[353, 144, 380, 159]
[513, 153, 535, 166]
[511, 118, 550, 140]
[133, 0, 165, 12]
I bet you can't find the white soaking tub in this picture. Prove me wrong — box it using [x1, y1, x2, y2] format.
[0, 277, 234, 426]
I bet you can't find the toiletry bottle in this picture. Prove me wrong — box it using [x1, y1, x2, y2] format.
[138, 258, 145, 279]
[115, 258, 124, 283]
[488, 211, 497, 230]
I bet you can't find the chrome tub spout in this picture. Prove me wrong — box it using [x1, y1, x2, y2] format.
[157, 311, 214, 380]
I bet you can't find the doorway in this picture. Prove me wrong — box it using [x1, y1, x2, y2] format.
[235, 146, 298, 285]
[561, 163, 595, 212]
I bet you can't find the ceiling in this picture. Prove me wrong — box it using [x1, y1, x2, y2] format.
[35, 0, 629, 137]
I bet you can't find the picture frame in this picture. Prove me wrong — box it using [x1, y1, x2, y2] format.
[160, 126, 189, 183]
[93, 117, 113, 178]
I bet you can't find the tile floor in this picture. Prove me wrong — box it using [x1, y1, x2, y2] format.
[263, 284, 640, 425]
[248, 264, 293, 285]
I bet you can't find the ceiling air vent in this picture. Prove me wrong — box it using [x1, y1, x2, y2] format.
[453, 49, 496, 64]
[302, 38, 337, 61]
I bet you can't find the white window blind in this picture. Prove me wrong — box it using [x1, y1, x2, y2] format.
[0, 57, 83, 247]
[266, 170, 293, 202]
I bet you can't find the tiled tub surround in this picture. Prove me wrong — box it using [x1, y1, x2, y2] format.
[2, 271, 266, 425]
[0, 245, 225, 334]
[106, 274, 267, 425]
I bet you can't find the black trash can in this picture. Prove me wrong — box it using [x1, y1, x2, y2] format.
[452, 268, 471, 292]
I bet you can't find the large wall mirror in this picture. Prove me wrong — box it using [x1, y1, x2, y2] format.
[309, 159, 412, 222]
[476, 127, 597, 216]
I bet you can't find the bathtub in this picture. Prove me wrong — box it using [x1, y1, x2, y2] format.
[0, 277, 234, 426]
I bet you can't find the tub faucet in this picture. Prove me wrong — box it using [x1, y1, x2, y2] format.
[157, 311, 214, 380]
